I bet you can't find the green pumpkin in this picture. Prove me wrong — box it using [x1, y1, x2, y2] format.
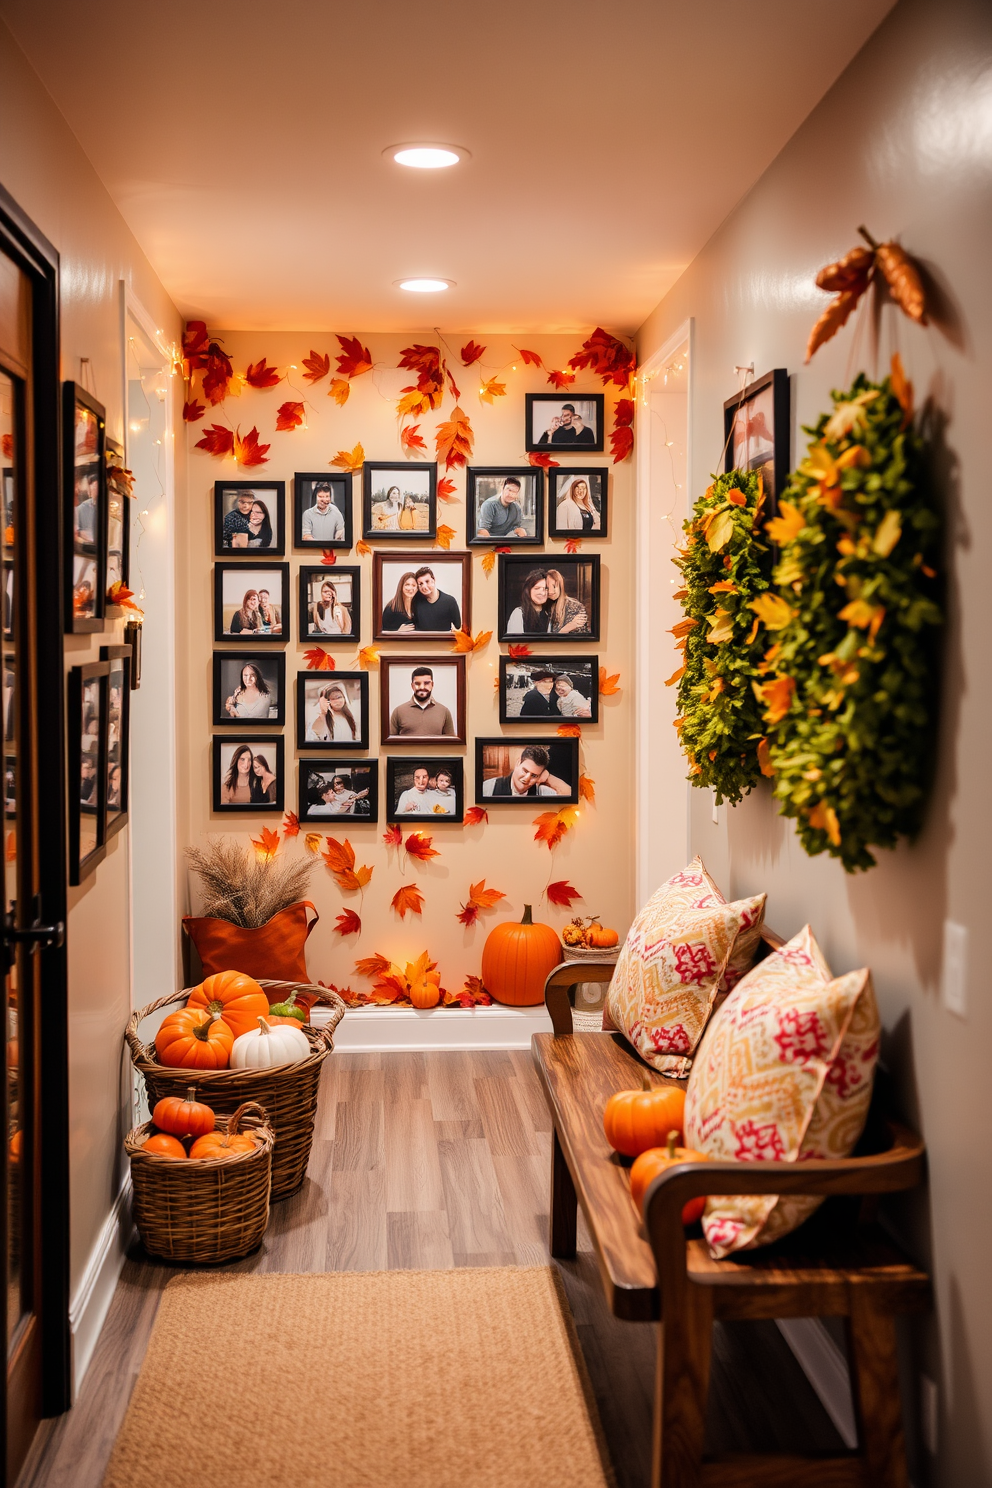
[267, 992, 306, 1023]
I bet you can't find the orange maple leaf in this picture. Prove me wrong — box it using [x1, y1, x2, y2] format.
[275, 400, 305, 432]
[194, 424, 234, 458]
[302, 350, 330, 383]
[460, 340, 486, 366]
[355, 952, 391, 980]
[528, 451, 559, 469]
[337, 864, 373, 892]
[464, 806, 488, 827]
[435, 406, 474, 470]
[381, 823, 402, 847]
[481, 551, 497, 575]
[457, 879, 506, 925]
[434, 524, 456, 551]
[182, 398, 205, 423]
[405, 831, 440, 863]
[282, 811, 300, 838]
[357, 645, 379, 669]
[546, 369, 575, 390]
[304, 832, 322, 854]
[397, 388, 433, 419]
[479, 376, 506, 404]
[322, 837, 355, 874]
[564, 539, 582, 554]
[599, 666, 622, 696]
[507, 643, 533, 658]
[557, 723, 582, 737]
[437, 477, 458, 503]
[335, 334, 373, 379]
[330, 443, 364, 473]
[514, 347, 543, 368]
[234, 426, 270, 467]
[244, 358, 281, 389]
[107, 580, 142, 612]
[334, 909, 362, 937]
[355, 539, 371, 556]
[391, 883, 425, 919]
[578, 774, 596, 803]
[449, 628, 491, 654]
[401, 423, 428, 455]
[320, 549, 337, 566]
[250, 826, 281, 861]
[328, 379, 350, 406]
[533, 805, 580, 851]
[547, 880, 582, 907]
[304, 646, 335, 671]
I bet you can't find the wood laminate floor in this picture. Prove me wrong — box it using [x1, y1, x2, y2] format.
[18, 1050, 844, 1488]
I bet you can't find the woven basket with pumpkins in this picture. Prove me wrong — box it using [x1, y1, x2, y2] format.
[125, 972, 345, 1201]
[562, 915, 621, 962]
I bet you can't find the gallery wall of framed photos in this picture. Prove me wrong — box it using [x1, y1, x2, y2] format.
[182, 332, 634, 988]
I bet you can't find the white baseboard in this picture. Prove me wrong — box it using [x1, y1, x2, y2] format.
[776, 1317, 857, 1448]
[312, 1003, 554, 1052]
[68, 1178, 135, 1400]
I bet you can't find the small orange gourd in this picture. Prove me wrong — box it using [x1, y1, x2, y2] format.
[481, 905, 561, 1007]
[585, 921, 619, 949]
[186, 970, 270, 1039]
[189, 1128, 256, 1160]
[155, 1009, 233, 1070]
[152, 1087, 215, 1140]
[603, 1076, 686, 1158]
[141, 1132, 187, 1160]
[629, 1131, 710, 1225]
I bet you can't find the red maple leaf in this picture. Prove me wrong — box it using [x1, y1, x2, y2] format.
[182, 398, 205, 423]
[456, 879, 506, 925]
[506, 644, 533, 658]
[546, 369, 575, 390]
[320, 549, 337, 565]
[202, 344, 233, 404]
[514, 347, 544, 368]
[399, 344, 445, 405]
[610, 426, 634, 463]
[302, 350, 330, 383]
[282, 811, 300, 838]
[182, 320, 210, 371]
[194, 424, 234, 458]
[401, 423, 427, 455]
[405, 831, 440, 863]
[334, 909, 362, 937]
[528, 451, 559, 469]
[335, 334, 373, 379]
[546, 880, 582, 908]
[303, 646, 335, 671]
[275, 400, 305, 431]
[564, 539, 581, 554]
[460, 340, 486, 366]
[245, 358, 281, 389]
[391, 883, 425, 919]
[568, 327, 636, 387]
[464, 806, 488, 827]
[437, 477, 458, 503]
[557, 723, 582, 737]
[381, 823, 403, 847]
[234, 427, 270, 467]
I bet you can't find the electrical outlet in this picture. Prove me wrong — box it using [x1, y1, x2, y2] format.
[920, 1374, 938, 1455]
[942, 921, 968, 1019]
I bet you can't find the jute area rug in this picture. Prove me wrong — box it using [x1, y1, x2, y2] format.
[102, 1267, 614, 1488]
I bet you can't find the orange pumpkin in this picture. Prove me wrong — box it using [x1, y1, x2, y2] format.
[142, 1132, 187, 1160]
[629, 1131, 710, 1225]
[603, 1076, 686, 1158]
[409, 969, 442, 1010]
[585, 922, 619, 949]
[481, 905, 561, 1007]
[155, 1009, 233, 1070]
[152, 1086, 215, 1140]
[189, 1128, 256, 1160]
[186, 970, 270, 1039]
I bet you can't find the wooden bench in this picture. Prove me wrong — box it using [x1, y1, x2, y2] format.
[532, 957, 930, 1488]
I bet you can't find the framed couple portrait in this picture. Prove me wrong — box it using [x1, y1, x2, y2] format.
[474, 738, 580, 805]
[294, 472, 352, 550]
[213, 652, 285, 726]
[363, 462, 437, 540]
[497, 553, 601, 642]
[297, 672, 369, 751]
[498, 655, 598, 725]
[299, 759, 378, 824]
[724, 368, 789, 508]
[526, 394, 605, 453]
[214, 481, 285, 556]
[214, 562, 289, 642]
[64, 382, 106, 634]
[372, 552, 471, 640]
[548, 469, 608, 540]
[386, 757, 464, 824]
[299, 565, 361, 642]
[213, 736, 284, 812]
[466, 468, 543, 545]
[380, 655, 466, 745]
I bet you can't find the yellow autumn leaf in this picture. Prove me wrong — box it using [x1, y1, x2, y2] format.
[327, 378, 350, 406]
[823, 389, 879, 442]
[396, 389, 431, 419]
[357, 646, 380, 668]
[478, 376, 507, 404]
[330, 442, 364, 472]
[434, 524, 456, 550]
[757, 674, 796, 724]
[808, 800, 842, 846]
[304, 833, 322, 854]
[838, 597, 885, 635]
[765, 499, 806, 546]
[707, 608, 735, 644]
[872, 509, 902, 557]
[481, 550, 496, 575]
[748, 593, 795, 630]
[705, 508, 735, 553]
[664, 665, 685, 687]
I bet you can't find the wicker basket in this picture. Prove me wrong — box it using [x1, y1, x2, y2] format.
[563, 944, 620, 963]
[126, 1101, 275, 1264]
[125, 979, 345, 1200]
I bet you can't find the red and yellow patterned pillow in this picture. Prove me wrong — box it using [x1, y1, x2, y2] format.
[606, 858, 766, 1077]
[684, 924, 880, 1258]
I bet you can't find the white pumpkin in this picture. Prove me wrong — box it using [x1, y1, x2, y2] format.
[230, 1015, 310, 1070]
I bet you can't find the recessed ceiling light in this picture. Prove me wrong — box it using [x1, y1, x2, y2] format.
[395, 278, 454, 293]
[385, 143, 469, 169]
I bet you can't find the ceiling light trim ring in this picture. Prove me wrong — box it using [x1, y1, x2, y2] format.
[385, 143, 470, 169]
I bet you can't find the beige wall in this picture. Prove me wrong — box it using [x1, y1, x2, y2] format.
[180, 332, 634, 987]
[637, 0, 992, 1480]
[0, 22, 184, 1301]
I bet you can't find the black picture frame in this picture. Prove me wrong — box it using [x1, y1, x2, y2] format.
[105, 437, 130, 591]
[362, 461, 437, 540]
[547, 468, 609, 540]
[212, 735, 285, 812]
[296, 670, 369, 751]
[214, 561, 290, 642]
[298, 564, 361, 643]
[293, 472, 353, 550]
[63, 382, 106, 633]
[498, 654, 599, 726]
[298, 758, 379, 824]
[497, 553, 600, 643]
[380, 654, 466, 745]
[386, 756, 464, 824]
[475, 736, 580, 805]
[214, 480, 286, 556]
[466, 467, 544, 545]
[68, 660, 108, 882]
[372, 552, 471, 641]
[723, 368, 790, 511]
[525, 392, 605, 453]
[212, 651, 286, 727]
[99, 644, 131, 840]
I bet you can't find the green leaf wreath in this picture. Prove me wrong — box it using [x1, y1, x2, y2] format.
[671, 468, 773, 804]
[753, 360, 942, 871]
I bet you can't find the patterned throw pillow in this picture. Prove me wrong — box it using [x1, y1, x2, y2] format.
[684, 925, 880, 1259]
[606, 858, 766, 1077]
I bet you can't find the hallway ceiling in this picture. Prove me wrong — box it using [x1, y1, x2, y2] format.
[1, 0, 895, 333]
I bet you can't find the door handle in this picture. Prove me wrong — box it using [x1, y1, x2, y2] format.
[4, 921, 64, 950]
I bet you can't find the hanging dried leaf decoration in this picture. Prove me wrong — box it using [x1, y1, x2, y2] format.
[805, 226, 929, 363]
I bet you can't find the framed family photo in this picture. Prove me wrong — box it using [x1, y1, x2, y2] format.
[214, 562, 289, 642]
[475, 738, 580, 805]
[548, 469, 608, 539]
[214, 481, 285, 555]
[724, 368, 790, 509]
[525, 393, 604, 453]
[497, 554, 600, 642]
[386, 757, 464, 824]
[299, 759, 378, 824]
[64, 382, 106, 634]
[380, 656, 466, 745]
[372, 553, 471, 640]
[498, 655, 598, 725]
[296, 672, 369, 751]
[362, 462, 437, 540]
[100, 643, 131, 840]
[294, 472, 352, 549]
[212, 652, 285, 726]
[68, 660, 109, 882]
[466, 467, 543, 545]
[105, 438, 130, 591]
[213, 736, 284, 812]
[299, 565, 361, 642]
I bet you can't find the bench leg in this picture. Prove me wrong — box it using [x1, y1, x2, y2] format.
[846, 1289, 910, 1488]
[549, 1127, 577, 1259]
[652, 1284, 713, 1488]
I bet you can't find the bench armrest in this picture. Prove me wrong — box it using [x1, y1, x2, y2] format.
[544, 960, 616, 1034]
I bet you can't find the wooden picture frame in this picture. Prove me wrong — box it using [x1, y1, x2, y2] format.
[298, 758, 379, 824]
[497, 553, 600, 643]
[105, 437, 130, 591]
[214, 480, 286, 556]
[475, 736, 580, 805]
[498, 654, 599, 725]
[214, 561, 290, 642]
[68, 660, 109, 882]
[212, 735, 285, 812]
[723, 368, 790, 511]
[526, 393, 605, 453]
[386, 756, 464, 824]
[296, 670, 369, 751]
[212, 651, 285, 727]
[99, 644, 131, 840]
[547, 468, 609, 540]
[380, 655, 466, 745]
[372, 552, 471, 640]
[63, 382, 106, 633]
[298, 564, 361, 643]
[362, 461, 437, 540]
[293, 472, 353, 550]
[466, 467, 544, 545]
